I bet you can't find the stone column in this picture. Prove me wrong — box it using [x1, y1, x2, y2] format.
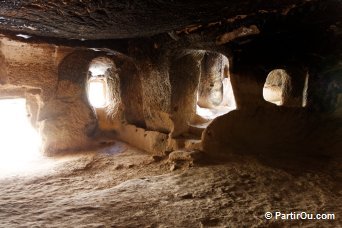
[230, 64, 268, 109]
[169, 52, 204, 137]
[118, 60, 146, 128]
[197, 52, 225, 108]
[136, 57, 173, 134]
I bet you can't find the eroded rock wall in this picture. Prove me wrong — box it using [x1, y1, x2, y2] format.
[0, 37, 72, 100]
[136, 56, 173, 134]
[0, 0, 339, 160]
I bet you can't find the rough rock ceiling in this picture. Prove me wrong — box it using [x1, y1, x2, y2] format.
[0, 0, 311, 40]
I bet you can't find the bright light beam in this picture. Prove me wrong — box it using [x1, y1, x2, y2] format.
[88, 80, 107, 108]
[0, 98, 42, 175]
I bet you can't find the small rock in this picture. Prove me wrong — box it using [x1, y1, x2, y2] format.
[168, 150, 193, 162]
[170, 163, 177, 171]
[168, 150, 203, 163]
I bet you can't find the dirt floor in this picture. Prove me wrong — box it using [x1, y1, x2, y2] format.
[0, 142, 341, 227]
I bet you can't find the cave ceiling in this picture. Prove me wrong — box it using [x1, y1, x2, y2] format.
[0, 0, 337, 41]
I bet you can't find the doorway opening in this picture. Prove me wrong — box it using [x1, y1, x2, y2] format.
[188, 52, 236, 138]
[263, 69, 290, 105]
[87, 58, 112, 109]
[0, 98, 42, 174]
[196, 52, 236, 120]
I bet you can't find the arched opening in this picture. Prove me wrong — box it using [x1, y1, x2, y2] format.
[263, 69, 290, 105]
[87, 57, 112, 109]
[195, 52, 236, 120]
[166, 51, 237, 140]
[86, 56, 122, 131]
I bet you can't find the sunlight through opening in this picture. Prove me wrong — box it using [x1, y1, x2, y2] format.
[196, 76, 236, 119]
[195, 53, 236, 120]
[88, 79, 108, 108]
[0, 98, 43, 175]
[263, 69, 288, 106]
[89, 63, 111, 76]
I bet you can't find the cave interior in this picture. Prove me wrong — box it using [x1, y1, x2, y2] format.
[0, 0, 341, 227]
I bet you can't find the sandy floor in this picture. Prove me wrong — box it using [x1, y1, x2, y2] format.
[0, 142, 340, 227]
